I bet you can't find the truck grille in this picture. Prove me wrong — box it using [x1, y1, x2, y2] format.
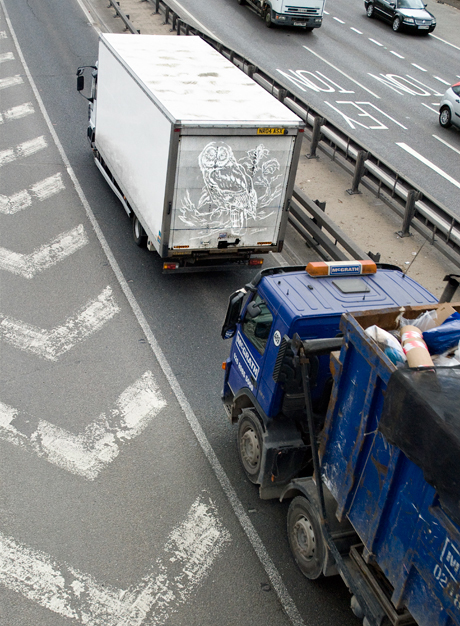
[285, 6, 320, 15]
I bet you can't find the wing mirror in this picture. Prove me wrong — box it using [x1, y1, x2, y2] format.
[221, 289, 246, 339]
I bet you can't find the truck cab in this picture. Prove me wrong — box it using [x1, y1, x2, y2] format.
[240, 0, 325, 30]
[221, 261, 437, 498]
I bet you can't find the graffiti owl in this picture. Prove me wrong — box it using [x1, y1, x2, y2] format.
[198, 142, 257, 230]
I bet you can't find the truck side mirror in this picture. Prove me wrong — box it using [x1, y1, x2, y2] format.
[221, 289, 246, 339]
[245, 301, 262, 319]
[77, 74, 85, 92]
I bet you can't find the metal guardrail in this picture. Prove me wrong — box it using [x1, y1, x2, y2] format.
[107, 0, 460, 268]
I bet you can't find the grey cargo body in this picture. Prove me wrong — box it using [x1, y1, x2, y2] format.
[93, 34, 304, 269]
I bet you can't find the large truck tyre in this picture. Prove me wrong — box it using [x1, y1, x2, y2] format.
[287, 495, 327, 579]
[264, 7, 273, 27]
[237, 410, 264, 484]
[132, 214, 147, 247]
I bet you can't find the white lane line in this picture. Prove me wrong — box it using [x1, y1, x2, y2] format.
[433, 75, 451, 85]
[422, 102, 439, 114]
[369, 38, 384, 46]
[0, 51, 13, 63]
[433, 135, 460, 157]
[0, 371, 166, 479]
[333, 16, 345, 23]
[350, 27, 362, 34]
[411, 63, 426, 71]
[0, 286, 120, 360]
[0, 225, 88, 278]
[0, 74, 23, 89]
[430, 33, 460, 51]
[0, 136, 47, 167]
[0, 173, 65, 214]
[0, 497, 230, 624]
[303, 46, 380, 99]
[390, 50, 404, 58]
[1, 2, 306, 623]
[397, 142, 460, 190]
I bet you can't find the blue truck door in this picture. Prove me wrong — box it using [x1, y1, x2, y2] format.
[226, 293, 274, 404]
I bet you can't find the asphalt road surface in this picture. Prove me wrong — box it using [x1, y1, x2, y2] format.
[0, 1, 358, 626]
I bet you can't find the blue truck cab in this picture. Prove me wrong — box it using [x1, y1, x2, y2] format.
[221, 261, 437, 499]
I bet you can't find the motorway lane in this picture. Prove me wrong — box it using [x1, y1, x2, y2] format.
[0, 2, 338, 626]
[0, 1, 358, 626]
[166, 0, 460, 214]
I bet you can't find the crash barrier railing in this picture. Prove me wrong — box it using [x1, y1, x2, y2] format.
[108, 0, 460, 271]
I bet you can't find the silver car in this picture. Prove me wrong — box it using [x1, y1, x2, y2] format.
[439, 82, 460, 129]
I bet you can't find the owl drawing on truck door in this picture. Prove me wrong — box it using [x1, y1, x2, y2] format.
[200, 142, 257, 230]
[179, 140, 282, 233]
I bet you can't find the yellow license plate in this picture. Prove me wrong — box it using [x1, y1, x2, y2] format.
[257, 128, 286, 135]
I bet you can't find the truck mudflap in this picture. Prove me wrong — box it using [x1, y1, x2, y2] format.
[257, 416, 308, 499]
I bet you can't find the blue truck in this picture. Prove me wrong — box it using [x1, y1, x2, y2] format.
[221, 261, 460, 626]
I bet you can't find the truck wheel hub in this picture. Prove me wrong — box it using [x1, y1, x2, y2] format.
[293, 516, 316, 560]
[240, 428, 260, 469]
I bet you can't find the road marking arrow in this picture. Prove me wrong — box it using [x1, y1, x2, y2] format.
[0, 371, 166, 479]
[0, 224, 88, 278]
[0, 497, 231, 625]
[0, 286, 120, 360]
[0, 172, 65, 214]
[0, 135, 47, 167]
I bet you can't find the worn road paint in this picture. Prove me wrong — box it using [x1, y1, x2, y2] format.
[0, 101, 34, 124]
[0, 497, 231, 624]
[0, 50, 13, 63]
[0, 371, 166, 479]
[0, 74, 22, 89]
[0, 224, 88, 278]
[0, 286, 120, 360]
[0, 172, 65, 214]
[0, 135, 47, 167]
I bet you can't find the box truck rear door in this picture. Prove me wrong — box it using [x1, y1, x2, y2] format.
[170, 135, 295, 250]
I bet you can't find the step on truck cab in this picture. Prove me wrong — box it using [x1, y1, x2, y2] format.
[221, 261, 438, 499]
[238, 0, 326, 30]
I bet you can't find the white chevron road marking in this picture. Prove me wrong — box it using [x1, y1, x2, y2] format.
[0, 497, 231, 625]
[0, 74, 22, 89]
[0, 286, 120, 360]
[0, 371, 166, 479]
[0, 224, 88, 278]
[0, 135, 47, 167]
[0, 173, 65, 214]
[0, 101, 35, 124]
[0, 51, 13, 63]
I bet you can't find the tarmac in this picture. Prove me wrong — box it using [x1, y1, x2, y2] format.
[81, 0, 460, 299]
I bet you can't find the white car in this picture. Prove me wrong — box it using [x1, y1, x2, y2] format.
[439, 82, 460, 129]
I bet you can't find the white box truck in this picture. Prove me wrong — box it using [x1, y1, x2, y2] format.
[77, 35, 305, 272]
[237, 0, 326, 30]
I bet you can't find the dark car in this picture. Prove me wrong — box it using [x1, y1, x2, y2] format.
[364, 0, 436, 33]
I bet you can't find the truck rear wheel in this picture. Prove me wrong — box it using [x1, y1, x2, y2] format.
[132, 214, 147, 247]
[237, 410, 263, 484]
[287, 496, 326, 579]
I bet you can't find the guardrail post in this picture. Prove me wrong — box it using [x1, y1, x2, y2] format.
[307, 117, 324, 159]
[398, 190, 422, 237]
[164, 7, 170, 24]
[246, 64, 256, 79]
[439, 274, 460, 303]
[347, 150, 369, 195]
[155, 0, 160, 13]
[176, 18, 182, 34]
